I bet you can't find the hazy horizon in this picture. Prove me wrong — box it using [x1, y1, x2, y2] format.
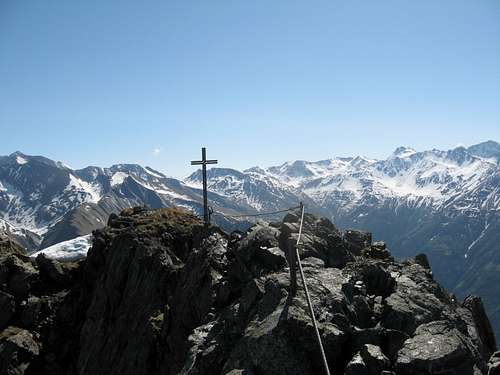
[3, 139, 498, 179]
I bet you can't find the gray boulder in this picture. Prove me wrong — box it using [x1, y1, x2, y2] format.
[396, 321, 480, 374]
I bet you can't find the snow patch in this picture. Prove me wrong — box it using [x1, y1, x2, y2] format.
[111, 172, 129, 186]
[16, 155, 28, 165]
[67, 174, 101, 203]
[145, 167, 165, 179]
[465, 220, 490, 258]
[137, 179, 194, 201]
[31, 234, 92, 261]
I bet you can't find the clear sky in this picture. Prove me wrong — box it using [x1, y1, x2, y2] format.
[1, 1, 499, 177]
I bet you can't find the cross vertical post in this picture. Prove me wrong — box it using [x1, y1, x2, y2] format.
[191, 147, 218, 228]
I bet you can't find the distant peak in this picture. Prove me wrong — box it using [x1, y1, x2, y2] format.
[392, 146, 417, 158]
[245, 166, 266, 174]
[9, 151, 26, 157]
[8, 151, 29, 165]
[467, 140, 500, 160]
[472, 140, 499, 147]
[350, 155, 376, 165]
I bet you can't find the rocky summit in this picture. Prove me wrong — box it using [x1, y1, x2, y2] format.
[0, 207, 499, 374]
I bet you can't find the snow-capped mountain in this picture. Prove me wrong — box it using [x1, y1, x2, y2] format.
[185, 141, 500, 338]
[184, 167, 324, 215]
[0, 152, 255, 250]
[186, 142, 500, 221]
[2, 142, 500, 338]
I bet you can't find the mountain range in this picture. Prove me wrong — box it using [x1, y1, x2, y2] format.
[0, 140, 499, 338]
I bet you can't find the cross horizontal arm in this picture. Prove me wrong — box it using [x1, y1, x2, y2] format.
[191, 160, 218, 165]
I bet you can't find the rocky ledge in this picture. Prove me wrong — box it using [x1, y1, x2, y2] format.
[0, 207, 499, 374]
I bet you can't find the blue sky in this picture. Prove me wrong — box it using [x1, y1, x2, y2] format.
[1, 0, 499, 177]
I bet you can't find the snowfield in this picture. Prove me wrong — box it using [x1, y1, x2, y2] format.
[31, 234, 92, 261]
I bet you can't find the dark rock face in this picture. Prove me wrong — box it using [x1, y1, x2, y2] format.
[344, 229, 372, 256]
[463, 295, 497, 359]
[0, 291, 15, 330]
[0, 208, 497, 374]
[0, 233, 82, 375]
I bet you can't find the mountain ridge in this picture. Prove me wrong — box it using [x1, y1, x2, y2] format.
[1, 140, 500, 340]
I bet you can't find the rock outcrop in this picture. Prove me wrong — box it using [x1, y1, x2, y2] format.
[0, 232, 80, 374]
[0, 207, 497, 374]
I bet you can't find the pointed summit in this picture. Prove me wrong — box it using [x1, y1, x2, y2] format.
[467, 140, 500, 160]
[392, 146, 417, 158]
[8, 151, 29, 165]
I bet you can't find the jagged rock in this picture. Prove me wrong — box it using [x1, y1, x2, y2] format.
[361, 344, 390, 371]
[254, 246, 286, 270]
[344, 229, 372, 255]
[489, 351, 500, 375]
[359, 263, 395, 297]
[0, 208, 494, 374]
[414, 253, 431, 270]
[351, 295, 373, 328]
[0, 327, 40, 375]
[463, 295, 497, 359]
[327, 243, 355, 269]
[238, 278, 265, 314]
[382, 328, 410, 361]
[345, 352, 368, 375]
[0, 291, 15, 330]
[35, 254, 71, 285]
[236, 223, 280, 264]
[0, 234, 27, 258]
[362, 242, 392, 260]
[18, 296, 42, 329]
[2, 255, 38, 299]
[381, 262, 454, 335]
[396, 320, 481, 374]
[279, 213, 354, 268]
[346, 344, 390, 375]
[372, 241, 386, 249]
[75, 209, 206, 375]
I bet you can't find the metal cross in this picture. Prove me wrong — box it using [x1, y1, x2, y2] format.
[191, 147, 218, 228]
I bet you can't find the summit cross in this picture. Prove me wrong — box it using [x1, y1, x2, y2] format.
[191, 147, 218, 228]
